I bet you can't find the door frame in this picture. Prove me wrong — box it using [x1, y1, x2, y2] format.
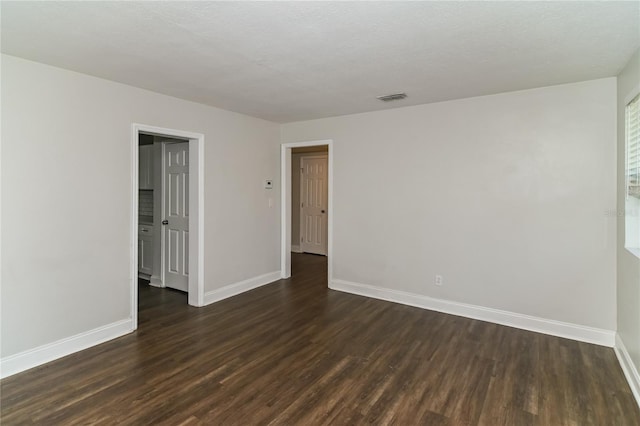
[131, 123, 205, 330]
[280, 140, 333, 283]
[298, 154, 329, 256]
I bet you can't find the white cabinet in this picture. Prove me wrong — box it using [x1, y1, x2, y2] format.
[138, 224, 154, 276]
[139, 145, 154, 190]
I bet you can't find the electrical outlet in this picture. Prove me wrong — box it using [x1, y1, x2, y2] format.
[435, 275, 443, 286]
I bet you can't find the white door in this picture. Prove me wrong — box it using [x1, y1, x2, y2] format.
[163, 142, 189, 292]
[300, 155, 328, 255]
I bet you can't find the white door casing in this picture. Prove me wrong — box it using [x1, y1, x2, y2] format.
[132, 123, 204, 330]
[163, 142, 189, 292]
[300, 155, 328, 255]
[280, 139, 333, 281]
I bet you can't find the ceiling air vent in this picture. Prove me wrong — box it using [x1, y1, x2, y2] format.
[376, 93, 407, 102]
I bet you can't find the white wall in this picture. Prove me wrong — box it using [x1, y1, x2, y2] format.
[617, 50, 640, 383]
[282, 78, 617, 332]
[0, 53, 622, 370]
[1, 55, 281, 358]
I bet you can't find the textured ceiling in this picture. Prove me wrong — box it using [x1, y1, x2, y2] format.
[2, 1, 639, 123]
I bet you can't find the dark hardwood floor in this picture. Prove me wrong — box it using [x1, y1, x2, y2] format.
[2, 253, 639, 425]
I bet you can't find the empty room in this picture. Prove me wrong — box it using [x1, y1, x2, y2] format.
[2, 1, 640, 424]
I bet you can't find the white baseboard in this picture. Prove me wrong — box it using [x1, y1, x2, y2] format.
[0, 319, 134, 379]
[291, 245, 302, 253]
[615, 334, 640, 408]
[204, 271, 281, 306]
[330, 279, 615, 347]
[149, 275, 163, 288]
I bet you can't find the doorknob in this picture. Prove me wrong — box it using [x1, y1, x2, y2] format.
[321, 210, 325, 213]
[162, 220, 169, 225]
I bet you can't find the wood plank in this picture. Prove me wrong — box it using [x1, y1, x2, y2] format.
[1, 253, 638, 425]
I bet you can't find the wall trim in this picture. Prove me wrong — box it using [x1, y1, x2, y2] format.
[330, 279, 615, 347]
[615, 334, 640, 408]
[149, 274, 163, 288]
[0, 319, 134, 379]
[203, 271, 281, 306]
[291, 245, 302, 253]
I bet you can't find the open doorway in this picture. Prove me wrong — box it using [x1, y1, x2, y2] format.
[280, 140, 333, 284]
[131, 124, 205, 330]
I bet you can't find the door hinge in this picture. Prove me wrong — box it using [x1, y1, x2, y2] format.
[301, 236, 304, 242]
[301, 202, 304, 208]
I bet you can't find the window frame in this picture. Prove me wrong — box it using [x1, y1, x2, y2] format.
[625, 93, 640, 200]
[624, 86, 640, 258]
